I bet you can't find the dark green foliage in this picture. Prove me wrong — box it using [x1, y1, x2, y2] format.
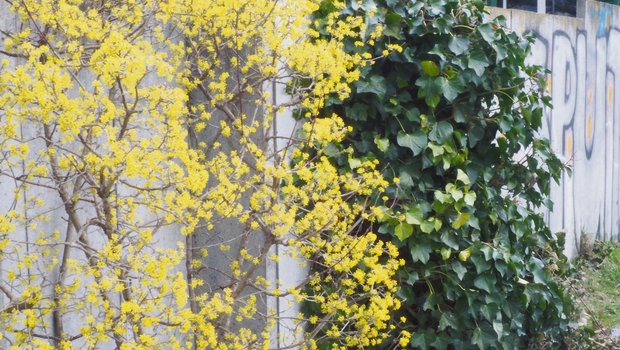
[312, 0, 572, 348]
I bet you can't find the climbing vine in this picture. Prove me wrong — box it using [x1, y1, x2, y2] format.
[310, 0, 571, 348]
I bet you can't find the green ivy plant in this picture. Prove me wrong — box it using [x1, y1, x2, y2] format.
[309, 0, 572, 348]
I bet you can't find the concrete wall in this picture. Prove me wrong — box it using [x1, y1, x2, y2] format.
[493, 0, 620, 257]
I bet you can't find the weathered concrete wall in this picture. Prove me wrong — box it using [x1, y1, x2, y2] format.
[493, 0, 620, 257]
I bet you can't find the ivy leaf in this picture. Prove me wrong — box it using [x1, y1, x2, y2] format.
[440, 231, 460, 249]
[452, 212, 470, 229]
[471, 254, 491, 274]
[457, 169, 470, 185]
[431, 335, 449, 350]
[323, 143, 339, 157]
[493, 41, 508, 62]
[420, 219, 435, 233]
[449, 188, 463, 201]
[452, 261, 467, 280]
[439, 312, 459, 330]
[449, 36, 470, 55]
[493, 319, 504, 340]
[440, 247, 452, 260]
[426, 95, 441, 108]
[374, 136, 390, 152]
[404, 107, 420, 121]
[398, 170, 414, 188]
[434, 218, 443, 231]
[472, 328, 484, 349]
[416, 75, 443, 108]
[445, 65, 458, 79]
[348, 157, 362, 169]
[355, 75, 386, 99]
[471, 328, 498, 349]
[428, 143, 445, 157]
[464, 192, 476, 206]
[411, 330, 435, 349]
[467, 49, 490, 76]
[423, 292, 442, 311]
[384, 12, 403, 38]
[394, 222, 413, 241]
[344, 103, 369, 121]
[474, 273, 496, 293]
[410, 242, 432, 263]
[428, 0, 446, 15]
[532, 266, 547, 284]
[478, 23, 496, 43]
[429, 121, 454, 143]
[435, 191, 451, 204]
[479, 303, 497, 322]
[360, 0, 378, 11]
[439, 76, 464, 102]
[421, 60, 440, 77]
[405, 207, 424, 225]
[397, 131, 427, 155]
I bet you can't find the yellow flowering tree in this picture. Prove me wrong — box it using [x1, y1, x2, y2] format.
[0, 0, 401, 349]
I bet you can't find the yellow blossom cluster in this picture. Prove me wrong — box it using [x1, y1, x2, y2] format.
[0, 0, 402, 349]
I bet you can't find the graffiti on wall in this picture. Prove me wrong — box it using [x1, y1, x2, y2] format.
[497, 1, 620, 257]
